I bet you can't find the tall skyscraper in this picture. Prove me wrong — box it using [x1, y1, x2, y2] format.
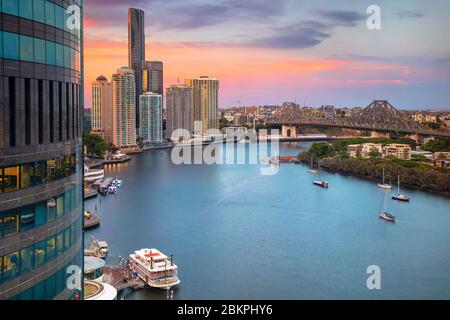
[185, 77, 219, 134]
[92, 76, 113, 143]
[128, 8, 145, 130]
[0, 0, 84, 300]
[112, 67, 137, 148]
[166, 85, 193, 140]
[142, 61, 163, 96]
[139, 92, 163, 143]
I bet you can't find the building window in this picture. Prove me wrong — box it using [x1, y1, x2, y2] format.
[34, 240, 46, 268]
[46, 41, 56, 65]
[56, 232, 64, 256]
[55, 5, 64, 30]
[20, 163, 34, 189]
[55, 43, 64, 67]
[1, 209, 19, 238]
[35, 201, 47, 227]
[56, 195, 64, 218]
[34, 160, 47, 185]
[3, 32, 19, 60]
[19, 35, 34, 62]
[3, 166, 19, 192]
[2, 0, 19, 16]
[20, 205, 36, 233]
[2, 251, 20, 282]
[20, 246, 35, 274]
[33, 0, 46, 23]
[34, 38, 46, 64]
[45, 0, 55, 26]
[19, 0, 34, 20]
[46, 198, 56, 222]
[47, 237, 56, 260]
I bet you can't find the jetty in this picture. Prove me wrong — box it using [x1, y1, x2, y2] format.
[84, 212, 100, 229]
[103, 265, 146, 292]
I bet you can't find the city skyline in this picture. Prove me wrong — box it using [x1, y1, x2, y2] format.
[84, 0, 450, 110]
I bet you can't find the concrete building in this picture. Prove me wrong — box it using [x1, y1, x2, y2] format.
[347, 143, 383, 158]
[0, 0, 84, 300]
[185, 76, 219, 134]
[382, 144, 412, 160]
[112, 67, 137, 147]
[139, 92, 163, 143]
[166, 85, 193, 140]
[92, 76, 113, 143]
[347, 143, 412, 160]
[412, 112, 438, 124]
[128, 8, 145, 130]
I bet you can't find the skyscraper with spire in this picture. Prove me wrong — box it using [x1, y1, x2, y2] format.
[128, 8, 145, 131]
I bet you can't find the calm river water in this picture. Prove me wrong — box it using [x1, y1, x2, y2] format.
[84, 142, 450, 300]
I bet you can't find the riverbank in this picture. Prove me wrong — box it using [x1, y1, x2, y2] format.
[298, 155, 450, 196]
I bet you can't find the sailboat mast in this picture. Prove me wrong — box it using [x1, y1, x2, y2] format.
[384, 190, 387, 212]
[398, 175, 400, 195]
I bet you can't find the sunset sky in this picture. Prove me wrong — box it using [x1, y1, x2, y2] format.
[83, 0, 450, 109]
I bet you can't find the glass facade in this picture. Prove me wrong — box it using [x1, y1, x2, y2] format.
[0, 0, 83, 300]
[0, 0, 82, 38]
[0, 31, 81, 71]
[0, 154, 79, 193]
[0, 185, 81, 239]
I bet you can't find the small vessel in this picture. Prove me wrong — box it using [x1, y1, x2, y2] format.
[392, 175, 409, 202]
[377, 168, 392, 189]
[313, 163, 328, 188]
[308, 158, 318, 174]
[313, 180, 329, 188]
[129, 248, 180, 290]
[379, 190, 396, 223]
[84, 236, 109, 259]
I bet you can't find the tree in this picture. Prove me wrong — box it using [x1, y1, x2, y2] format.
[83, 133, 109, 158]
[308, 142, 335, 159]
[368, 148, 382, 159]
[422, 138, 450, 153]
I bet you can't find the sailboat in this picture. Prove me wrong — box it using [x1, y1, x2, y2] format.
[313, 163, 329, 188]
[377, 168, 392, 189]
[379, 190, 396, 223]
[308, 158, 318, 174]
[392, 175, 410, 202]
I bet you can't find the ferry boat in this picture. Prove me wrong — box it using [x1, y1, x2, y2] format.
[129, 248, 180, 290]
[392, 175, 410, 202]
[379, 190, 396, 223]
[377, 168, 392, 189]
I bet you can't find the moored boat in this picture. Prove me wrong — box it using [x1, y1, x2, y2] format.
[392, 175, 409, 202]
[313, 180, 329, 188]
[379, 190, 396, 223]
[378, 168, 392, 189]
[129, 248, 180, 290]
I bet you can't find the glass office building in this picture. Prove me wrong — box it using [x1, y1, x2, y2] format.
[0, 0, 84, 300]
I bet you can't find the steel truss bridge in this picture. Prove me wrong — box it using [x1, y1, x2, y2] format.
[268, 100, 450, 137]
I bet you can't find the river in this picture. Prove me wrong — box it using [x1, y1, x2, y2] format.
[84, 142, 450, 300]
